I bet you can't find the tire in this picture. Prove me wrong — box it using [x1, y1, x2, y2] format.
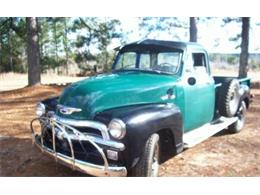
[218, 79, 240, 117]
[228, 101, 247, 133]
[130, 133, 160, 177]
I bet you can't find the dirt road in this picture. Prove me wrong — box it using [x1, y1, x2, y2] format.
[0, 85, 260, 176]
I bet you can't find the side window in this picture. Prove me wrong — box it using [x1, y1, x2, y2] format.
[192, 53, 208, 74]
[193, 53, 206, 67]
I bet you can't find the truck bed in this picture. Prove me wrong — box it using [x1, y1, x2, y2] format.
[213, 76, 251, 88]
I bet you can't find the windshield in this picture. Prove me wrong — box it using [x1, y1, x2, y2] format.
[113, 51, 183, 74]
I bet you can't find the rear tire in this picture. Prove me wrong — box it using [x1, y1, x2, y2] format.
[130, 133, 160, 177]
[228, 101, 247, 133]
[218, 79, 240, 117]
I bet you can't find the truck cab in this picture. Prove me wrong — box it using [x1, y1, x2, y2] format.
[113, 40, 215, 132]
[31, 39, 251, 177]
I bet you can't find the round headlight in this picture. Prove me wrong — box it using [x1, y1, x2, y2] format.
[36, 103, 45, 117]
[108, 119, 126, 139]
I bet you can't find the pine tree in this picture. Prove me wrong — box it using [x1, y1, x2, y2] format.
[189, 17, 197, 42]
[26, 17, 41, 86]
[239, 17, 250, 78]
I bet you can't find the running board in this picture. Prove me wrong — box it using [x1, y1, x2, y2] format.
[183, 117, 238, 148]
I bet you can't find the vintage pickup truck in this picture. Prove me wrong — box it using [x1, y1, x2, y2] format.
[31, 39, 251, 177]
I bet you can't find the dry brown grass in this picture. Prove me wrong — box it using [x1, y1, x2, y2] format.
[0, 73, 85, 92]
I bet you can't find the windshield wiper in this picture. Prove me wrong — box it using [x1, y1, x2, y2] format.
[113, 68, 173, 75]
[113, 68, 139, 72]
[140, 69, 173, 75]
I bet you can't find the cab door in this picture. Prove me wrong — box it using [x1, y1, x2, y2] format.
[182, 50, 215, 132]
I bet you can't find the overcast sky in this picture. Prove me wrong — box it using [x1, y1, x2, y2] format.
[112, 17, 260, 54]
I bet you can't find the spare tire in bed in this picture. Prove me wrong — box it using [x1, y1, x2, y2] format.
[218, 79, 240, 117]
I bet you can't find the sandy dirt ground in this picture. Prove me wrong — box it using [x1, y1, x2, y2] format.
[0, 73, 85, 92]
[0, 85, 260, 176]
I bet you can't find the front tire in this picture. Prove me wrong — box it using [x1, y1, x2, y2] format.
[228, 101, 247, 133]
[131, 133, 160, 177]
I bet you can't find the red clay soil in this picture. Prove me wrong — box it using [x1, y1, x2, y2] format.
[0, 85, 260, 176]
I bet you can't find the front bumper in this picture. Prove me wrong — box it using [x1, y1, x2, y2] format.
[31, 116, 127, 177]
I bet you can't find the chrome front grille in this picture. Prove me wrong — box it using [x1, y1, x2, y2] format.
[30, 115, 126, 176]
[53, 114, 110, 140]
[71, 126, 103, 138]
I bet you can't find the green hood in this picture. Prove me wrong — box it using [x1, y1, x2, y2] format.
[58, 71, 179, 119]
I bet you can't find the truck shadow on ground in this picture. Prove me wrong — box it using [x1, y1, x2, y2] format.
[0, 137, 89, 177]
[213, 129, 230, 137]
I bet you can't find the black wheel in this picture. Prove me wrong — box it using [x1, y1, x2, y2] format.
[130, 133, 160, 177]
[218, 79, 240, 117]
[228, 101, 247, 133]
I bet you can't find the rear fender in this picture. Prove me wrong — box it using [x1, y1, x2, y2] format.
[239, 84, 251, 108]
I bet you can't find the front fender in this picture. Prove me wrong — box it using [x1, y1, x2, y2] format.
[94, 103, 183, 168]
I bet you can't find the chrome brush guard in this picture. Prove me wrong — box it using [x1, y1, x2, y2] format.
[30, 115, 127, 177]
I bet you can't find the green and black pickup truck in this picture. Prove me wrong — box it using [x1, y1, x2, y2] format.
[31, 39, 251, 177]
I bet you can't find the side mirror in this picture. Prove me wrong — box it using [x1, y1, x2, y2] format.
[188, 77, 196, 85]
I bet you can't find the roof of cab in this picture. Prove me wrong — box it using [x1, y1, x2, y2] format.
[119, 39, 204, 52]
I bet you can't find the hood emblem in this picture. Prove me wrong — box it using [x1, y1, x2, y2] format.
[57, 104, 82, 115]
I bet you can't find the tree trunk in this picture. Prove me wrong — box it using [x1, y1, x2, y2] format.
[189, 17, 197, 42]
[239, 17, 250, 78]
[53, 19, 59, 65]
[26, 17, 41, 86]
[8, 33, 13, 72]
[0, 31, 2, 67]
[8, 18, 13, 72]
[104, 51, 108, 72]
[36, 18, 43, 65]
[63, 18, 69, 75]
